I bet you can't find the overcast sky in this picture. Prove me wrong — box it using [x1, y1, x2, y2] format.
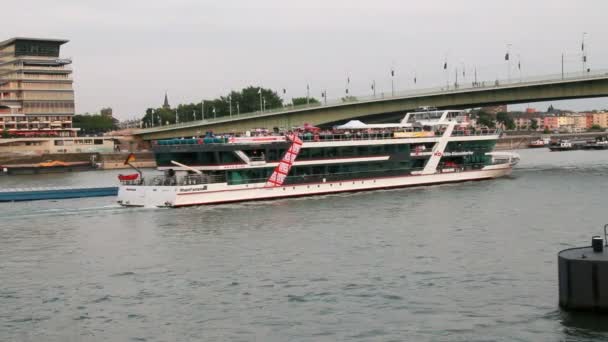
[3, 0, 608, 119]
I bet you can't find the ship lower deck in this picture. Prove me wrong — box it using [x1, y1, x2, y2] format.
[117, 166, 511, 208]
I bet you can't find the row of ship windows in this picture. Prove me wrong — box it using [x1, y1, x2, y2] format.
[226, 162, 411, 185]
[157, 145, 412, 165]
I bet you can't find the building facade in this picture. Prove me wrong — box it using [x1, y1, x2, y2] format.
[514, 117, 530, 130]
[542, 116, 559, 130]
[0, 37, 77, 137]
[592, 112, 608, 128]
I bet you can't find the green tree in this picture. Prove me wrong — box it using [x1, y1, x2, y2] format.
[590, 124, 603, 131]
[141, 86, 284, 125]
[341, 96, 358, 103]
[496, 112, 516, 130]
[543, 128, 551, 134]
[530, 119, 538, 130]
[73, 114, 114, 134]
[292, 97, 319, 106]
[475, 111, 495, 128]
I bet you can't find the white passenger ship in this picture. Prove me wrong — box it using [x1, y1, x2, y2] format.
[117, 109, 518, 207]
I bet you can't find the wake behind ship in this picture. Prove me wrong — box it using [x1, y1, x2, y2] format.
[117, 109, 518, 207]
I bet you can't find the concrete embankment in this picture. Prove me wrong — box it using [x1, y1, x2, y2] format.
[98, 152, 156, 169]
[0, 152, 157, 170]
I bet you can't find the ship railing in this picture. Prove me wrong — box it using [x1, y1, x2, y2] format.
[147, 175, 177, 186]
[450, 129, 499, 137]
[180, 174, 226, 185]
[120, 178, 145, 186]
[140, 174, 228, 186]
[298, 132, 400, 142]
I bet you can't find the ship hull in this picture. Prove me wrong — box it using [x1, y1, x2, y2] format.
[117, 165, 512, 208]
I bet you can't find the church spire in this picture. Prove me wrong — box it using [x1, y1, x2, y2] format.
[163, 91, 170, 109]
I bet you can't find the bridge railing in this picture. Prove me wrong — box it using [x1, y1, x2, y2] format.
[137, 68, 608, 134]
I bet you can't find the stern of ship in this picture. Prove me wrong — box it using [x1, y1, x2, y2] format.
[117, 185, 178, 208]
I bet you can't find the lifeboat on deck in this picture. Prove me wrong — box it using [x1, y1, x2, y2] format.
[118, 173, 139, 181]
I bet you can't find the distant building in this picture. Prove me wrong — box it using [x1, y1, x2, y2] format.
[557, 116, 575, 127]
[543, 116, 559, 130]
[592, 112, 608, 128]
[0, 37, 77, 137]
[585, 113, 594, 128]
[514, 117, 531, 130]
[100, 107, 113, 119]
[162, 92, 170, 109]
[118, 118, 141, 129]
[572, 115, 587, 130]
[525, 108, 536, 114]
[479, 105, 507, 115]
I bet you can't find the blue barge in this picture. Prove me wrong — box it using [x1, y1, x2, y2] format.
[0, 186, 118, 202]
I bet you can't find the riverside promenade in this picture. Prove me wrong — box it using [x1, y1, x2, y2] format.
[496, 131, 608, 150]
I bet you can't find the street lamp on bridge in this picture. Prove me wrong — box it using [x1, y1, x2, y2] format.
[582, 32, 588, 74]
[505, 43, 512, 82]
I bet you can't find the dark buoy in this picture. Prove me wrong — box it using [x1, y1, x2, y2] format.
[558, 225, 608, 312]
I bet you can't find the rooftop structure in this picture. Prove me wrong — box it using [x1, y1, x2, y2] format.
[163, 92, 170, 109]
[0, 37, 77, 137]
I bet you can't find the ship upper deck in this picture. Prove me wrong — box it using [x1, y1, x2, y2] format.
[153, 127, 500, 151]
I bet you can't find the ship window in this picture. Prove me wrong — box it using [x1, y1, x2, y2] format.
[197, 152, 215, 164]
[268, 149, 279, 161]
[396, 144, 409, 153]
[310, 148, 323, 159]
[325, 147, 338, 158]
[219, 152, 239, 163]
[298, 148, 310, 159]
[357, 146, 369, 155]
[370, 145, 383, 155]
[340, 146, 356, 157]
[312, 166, 324, 175]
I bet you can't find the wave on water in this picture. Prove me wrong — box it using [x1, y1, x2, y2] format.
[515, 164, 608, 174]
[0, 203, 162, 221]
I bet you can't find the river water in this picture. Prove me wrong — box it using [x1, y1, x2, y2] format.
[2, 149, 608, 341]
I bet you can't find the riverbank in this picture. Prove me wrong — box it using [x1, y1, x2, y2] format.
[0, 152, 156, 173]
[496, 131, 608, 150]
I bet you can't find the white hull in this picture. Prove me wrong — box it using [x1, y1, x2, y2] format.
[117, 165, 512, 208]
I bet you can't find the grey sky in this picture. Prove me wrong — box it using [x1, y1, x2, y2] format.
[4, 0, 607, 119]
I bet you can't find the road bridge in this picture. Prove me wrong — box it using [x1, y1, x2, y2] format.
[135, 70, 608, 140]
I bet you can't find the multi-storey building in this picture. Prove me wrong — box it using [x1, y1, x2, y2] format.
[0, 37, 77, 137]
[557, 115, 575, 127]
[592, 112, 608, 128]
[542, 116, 559, 130]
[514, 117, 530, 130]
[585, 113, 594, 128]
[572, 115, 587, 130]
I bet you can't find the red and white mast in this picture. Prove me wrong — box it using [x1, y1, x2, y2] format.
[265, 134, 303, 187]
